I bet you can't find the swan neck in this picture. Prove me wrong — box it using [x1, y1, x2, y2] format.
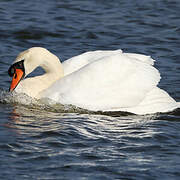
[39, 51, 63, 76]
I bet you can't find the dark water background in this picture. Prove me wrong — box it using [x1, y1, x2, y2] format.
[0, 0, 180, 179]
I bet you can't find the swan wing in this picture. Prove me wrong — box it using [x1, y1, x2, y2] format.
[41, 50, 160, 112]
[62, 49, 123, 76]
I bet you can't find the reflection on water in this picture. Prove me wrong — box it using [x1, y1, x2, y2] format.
[1, 94, 180, 179]
[0, 0, 180, 179]
[5, 104, 179, 179]
[7, 103, 157, 137]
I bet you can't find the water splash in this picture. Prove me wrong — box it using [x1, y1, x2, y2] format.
[0, 89, 93, 114]
[0, 89, 134, 116]
[0, 89, 38, 106]
[1, 89, 179, 117]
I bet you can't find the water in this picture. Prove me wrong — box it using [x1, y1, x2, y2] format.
[0, 0, 180, 179]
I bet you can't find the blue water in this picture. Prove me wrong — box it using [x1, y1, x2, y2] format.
[0, 0, 180, 179]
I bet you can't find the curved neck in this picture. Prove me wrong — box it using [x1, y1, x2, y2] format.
[15, 48, 64, 98]
[40, 52, 64, 77]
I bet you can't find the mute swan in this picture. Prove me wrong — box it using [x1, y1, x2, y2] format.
[8, 47, 180, 115]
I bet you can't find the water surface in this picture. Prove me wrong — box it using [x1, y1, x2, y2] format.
[0, 0, 180, 179]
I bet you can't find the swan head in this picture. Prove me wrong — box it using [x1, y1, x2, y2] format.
[8, 47, 63, 92]
[8, 59, 25, 92]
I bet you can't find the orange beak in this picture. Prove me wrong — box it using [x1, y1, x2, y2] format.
[9, 68, 24, 92]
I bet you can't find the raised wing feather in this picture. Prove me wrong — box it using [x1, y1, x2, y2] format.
[42, 50, 160, 111]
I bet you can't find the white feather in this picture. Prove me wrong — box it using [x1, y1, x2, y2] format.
[12, 47, 179, 115]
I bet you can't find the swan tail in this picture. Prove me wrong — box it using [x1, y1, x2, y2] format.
[108, 87, 179, 115]
[177, 102, 180, 108]
[132, 87, 180, 115]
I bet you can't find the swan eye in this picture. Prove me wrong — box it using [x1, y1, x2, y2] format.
[17, 60, 24, 69]
[8, 67, 15, 77]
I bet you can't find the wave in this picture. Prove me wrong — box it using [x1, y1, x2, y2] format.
[0, 89, 85, 113]
[0, 89, 179, 117]
[0, 89, 134, 117]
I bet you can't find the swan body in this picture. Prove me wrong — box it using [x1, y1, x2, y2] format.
[9, 47, 180, 115]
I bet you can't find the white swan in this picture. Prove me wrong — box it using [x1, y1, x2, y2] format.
[8, 47, 180, 115]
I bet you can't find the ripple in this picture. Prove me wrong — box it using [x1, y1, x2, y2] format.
[0, 0, 180, 179]
[13, 28, 61, 40]
[0, 89, 134, 117]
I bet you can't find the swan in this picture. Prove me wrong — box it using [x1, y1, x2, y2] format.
[8, 47, 180, 115]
